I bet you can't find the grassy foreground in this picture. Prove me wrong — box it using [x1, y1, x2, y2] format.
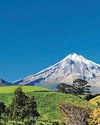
[0, 86, 93, 123]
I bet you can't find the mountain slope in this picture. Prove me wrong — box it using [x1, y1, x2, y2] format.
[0, 78, 11, 86]
[14, 53, 100, 92]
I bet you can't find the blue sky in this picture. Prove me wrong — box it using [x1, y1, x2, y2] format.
[0, 0, 100, 81]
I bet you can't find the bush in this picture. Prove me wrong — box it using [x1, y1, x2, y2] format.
[84, 94, 94, 101]
[60, 104, 89, 125]
[52, 121, 59, 125]
[84, 94, 100, 101]
[89, 108, 100, 125]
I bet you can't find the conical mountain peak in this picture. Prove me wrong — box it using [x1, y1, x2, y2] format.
[65, 53, 85, 60]
[67, 53, 80, 57]
[63, 53, 99, 67]
[14, 53, 100, 93]
[63, 53, 88, 64]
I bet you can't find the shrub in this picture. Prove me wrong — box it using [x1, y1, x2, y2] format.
[89, 108, 100, 125]
[84, 94, 94, 101]
[52, 121, 59, 125]
[60, 104, 89, 125]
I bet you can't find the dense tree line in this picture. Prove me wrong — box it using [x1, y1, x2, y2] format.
[56, 79, 91, 95]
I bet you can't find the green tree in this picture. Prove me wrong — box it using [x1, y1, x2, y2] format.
[23, 96, 40, 124]
[2, 107, 12, 124]
[73, 79, 91, 95]
[8, 87, 40, 124]
[30, 96, 40, 120]
[56, 83, 66, 93]
[9, 87, 30, 123]
[0, 102, 6, 121]
[56, 83, 74, 94]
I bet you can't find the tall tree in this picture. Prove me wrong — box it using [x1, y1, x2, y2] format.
[56, 83, 74, 94]
[8, 87, 40, 124]
[73, 79, 91, 95]
[9, 87, 30, 122]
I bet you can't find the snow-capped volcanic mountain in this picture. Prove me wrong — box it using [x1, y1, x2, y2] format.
[14, 53, 100, 93]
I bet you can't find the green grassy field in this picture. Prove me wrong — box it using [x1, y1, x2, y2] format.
[0, 86, 92, 123]
[0, 86, 49, 93]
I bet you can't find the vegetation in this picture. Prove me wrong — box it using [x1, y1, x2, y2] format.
[89, 95, 100, 106]
[89, 107, 100, 125]
[0, 86, 49, 93]
[73, 79, 91, 94]
[0, 85, 99, 125]
[56, 83, 74, 94]
[61, 104, 89, 125]
[0, 87, 40, 125]
[56, 79, 91, 95]
[0, 102, 6, 120]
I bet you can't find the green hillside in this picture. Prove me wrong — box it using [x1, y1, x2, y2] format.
[89, 95, 100, 106]
[0, 86, 49, 93]
[0, 86, 92, 123]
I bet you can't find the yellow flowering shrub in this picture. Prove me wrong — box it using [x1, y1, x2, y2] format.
[89, 108, 100, 125]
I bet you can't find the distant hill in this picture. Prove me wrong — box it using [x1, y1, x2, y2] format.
[0, 78, 11, 86]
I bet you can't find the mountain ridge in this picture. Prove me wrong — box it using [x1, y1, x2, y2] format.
[13, 53, 100, 93]
[0, 78, 11, 86]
